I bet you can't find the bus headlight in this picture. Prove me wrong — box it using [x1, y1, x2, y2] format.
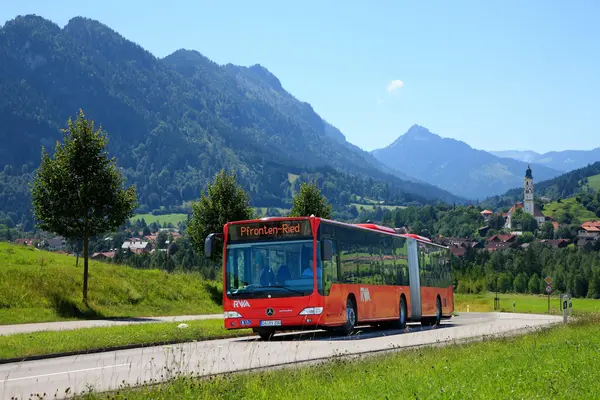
[224, 311, 242, 318]
[299, 307, 323, 315]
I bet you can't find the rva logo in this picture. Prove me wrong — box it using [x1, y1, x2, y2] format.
[233, 300, 250, 308]
[360, 287, 371, 302]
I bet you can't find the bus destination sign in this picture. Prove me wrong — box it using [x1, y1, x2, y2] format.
[228, 220, 312, 242]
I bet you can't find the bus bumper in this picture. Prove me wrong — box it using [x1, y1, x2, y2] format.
[224, 306, 326, 330]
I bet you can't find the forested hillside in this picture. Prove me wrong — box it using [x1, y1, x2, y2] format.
[0, 15, 462, 229]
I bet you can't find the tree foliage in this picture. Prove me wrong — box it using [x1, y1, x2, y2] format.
[452, 243, 600, 298]
[31, 109, 137, 302]
[187, 170, 254, 260]
[289, 181, 333, 219]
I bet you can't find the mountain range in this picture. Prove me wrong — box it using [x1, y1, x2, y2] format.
[371, 125, 565, 200]
[1, 14, 599, 230]
[0, 15, 460, 228]
[490, 149, 600, 172]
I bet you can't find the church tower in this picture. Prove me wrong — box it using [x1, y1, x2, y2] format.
[524, 164, 534, 215]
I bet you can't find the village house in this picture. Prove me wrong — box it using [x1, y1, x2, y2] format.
[576, 220, 600, 247]
[40, 236, 66, 251]
[539, 239, 570, 248]
[437, 237, 482, 258]
[14, 238, 33, 246]
[487, 234, 517, 243]
[91, 251, 116, 260]
[480, 209, 493, 220]
[121, 238, 152, 254]
[486, 241, 519, 251]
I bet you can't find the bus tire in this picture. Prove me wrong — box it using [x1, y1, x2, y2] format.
[398, 295, 407, 329]
[254, 328, 275, 341]
[340, 297, 357, 335]
[421, 297, 442, 327]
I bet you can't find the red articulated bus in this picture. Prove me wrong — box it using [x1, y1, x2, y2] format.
[204, 216, 453, 340]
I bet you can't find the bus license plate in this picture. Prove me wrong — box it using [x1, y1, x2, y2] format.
[260, 320, 282, 327]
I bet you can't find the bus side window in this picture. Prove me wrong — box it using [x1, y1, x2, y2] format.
[321, 240, 339, 296]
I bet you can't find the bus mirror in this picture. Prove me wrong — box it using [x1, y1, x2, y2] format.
[204, 233, 216, 258]
[322, 239, 333, 261]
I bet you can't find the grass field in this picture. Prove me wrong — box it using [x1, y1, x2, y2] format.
[350, 203, 406, 211]
[541, 197, 596, 224]
[131, 213, 188, 226]
[0, 319, 250, 361]
[0, 243, 222, 325]
[454, 292, 600, 315]
[585, 173, 600, 191]
[79, 314, 600, 399]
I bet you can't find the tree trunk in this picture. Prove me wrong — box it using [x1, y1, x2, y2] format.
[83, 233, 89, 304]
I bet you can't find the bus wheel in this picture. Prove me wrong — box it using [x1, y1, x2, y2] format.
[341, 297, 357, 335]
[398, 296, 407, 329]
[254, 328, 275, 341]
[434, 297, 442, 326]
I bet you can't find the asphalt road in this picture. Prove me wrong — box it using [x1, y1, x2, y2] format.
[0, 314, 224, 336]
[0, 312, 562, 400]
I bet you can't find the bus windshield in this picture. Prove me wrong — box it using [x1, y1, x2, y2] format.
[225, 240, 320, 299]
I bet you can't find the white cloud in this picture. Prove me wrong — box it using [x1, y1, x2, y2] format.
[387, 80, 404, 93]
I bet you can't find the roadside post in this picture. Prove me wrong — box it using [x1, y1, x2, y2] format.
[544, 276, 552, 313]
[562, 294, 567, 323]
[513, 301, 516, 313]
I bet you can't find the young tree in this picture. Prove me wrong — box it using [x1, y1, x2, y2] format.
[187, 170, 254, 260]
[488, 214, 506, 230]
[31, 109, 137, 303]
[289, 181, 333, 219]
[540, 221, 555, 240]
[157, 231, 168, 249]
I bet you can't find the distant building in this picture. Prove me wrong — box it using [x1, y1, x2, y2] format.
[121, 238, 152, 254]
[539, 239, 570, 249]
[486, 241, 518, 251]
[480, 210, 493, 220]
[14, 238, 33, 246]
[488, 234, 517, 243]
[506, 165, 547, 229]
[44, 236, 66, 251]
[576, 220, 600, 247]
[91, 251, 116, 260]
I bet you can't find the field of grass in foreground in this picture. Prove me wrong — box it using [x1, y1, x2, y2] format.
[0, 319, 249, 361]
[0, 243, 222, 325]
[81, 315, 600, 399]
[131, 213, 188, 226]
[454, 292, 600, 315]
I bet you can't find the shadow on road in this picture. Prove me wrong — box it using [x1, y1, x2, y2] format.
[237, 322, 457, 343]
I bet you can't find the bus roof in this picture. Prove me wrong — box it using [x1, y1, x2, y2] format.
[226, 216, 440, 246]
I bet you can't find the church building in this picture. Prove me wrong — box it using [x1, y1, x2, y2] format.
[505, 165, 547, 229]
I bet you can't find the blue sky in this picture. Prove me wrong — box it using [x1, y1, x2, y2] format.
[2, 0, 599, 153]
